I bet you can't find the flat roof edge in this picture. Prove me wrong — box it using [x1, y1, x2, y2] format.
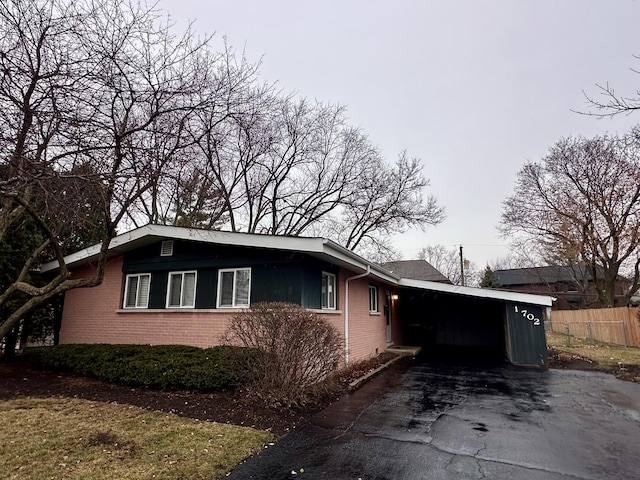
[398, 278, 554, 307]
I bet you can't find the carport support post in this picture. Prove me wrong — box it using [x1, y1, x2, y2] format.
[459, 245, 465, 286]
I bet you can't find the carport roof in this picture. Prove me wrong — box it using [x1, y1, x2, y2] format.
[399, 278, 554, 307]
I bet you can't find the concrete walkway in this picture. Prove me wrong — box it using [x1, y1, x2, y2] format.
[228, 358, 640, 479]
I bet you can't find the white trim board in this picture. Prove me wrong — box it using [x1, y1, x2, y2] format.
[41, 224, 554, 307]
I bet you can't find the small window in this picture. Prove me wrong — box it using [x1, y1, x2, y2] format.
[217, 268, 251, 308]
[124, 274, 151, 308]
[322, 272, 336, 309]
[166, 271, 196, 308]
[369, 285, 379, 312]
[160, 240, 174, 256]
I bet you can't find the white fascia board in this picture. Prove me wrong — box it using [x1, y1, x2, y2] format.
[41, 225, 328, 273]
[40, 228, 148, 273]
[40, 225, 388, 278]
[398, 278, 555, 307]
[321, 239, 400, 283]
[40, 224, 553, 307]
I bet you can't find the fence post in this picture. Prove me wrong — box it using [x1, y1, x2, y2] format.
[565, 323, 570, 346]
[621, 321, 628, 348]
[587, 322, 593, 344]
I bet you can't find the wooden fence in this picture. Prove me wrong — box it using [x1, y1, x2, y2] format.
[550, 307, 640, 347]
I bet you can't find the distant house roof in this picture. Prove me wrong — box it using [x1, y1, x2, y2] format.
[381, 259, 450, 283]
[494, 265, 595, 287]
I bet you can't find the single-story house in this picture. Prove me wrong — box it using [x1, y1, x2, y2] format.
[493, 266, 628, 310]
[42, 225, 554, 366]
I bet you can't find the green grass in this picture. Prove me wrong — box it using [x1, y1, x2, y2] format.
[0, 397, 272, 480]
[546, 330, 640, 368]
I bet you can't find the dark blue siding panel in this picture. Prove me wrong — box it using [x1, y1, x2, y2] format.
[506, 302, 548, 366]
[121, 239, 336, 309]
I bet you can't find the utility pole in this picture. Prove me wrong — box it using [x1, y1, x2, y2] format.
[459, 245, 465, 286]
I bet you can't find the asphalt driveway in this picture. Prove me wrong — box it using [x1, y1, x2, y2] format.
[228, 358, 640, 479]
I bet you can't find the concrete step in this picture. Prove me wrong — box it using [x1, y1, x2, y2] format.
[386, 345, 422, 356]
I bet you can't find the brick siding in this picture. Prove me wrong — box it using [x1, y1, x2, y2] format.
[60, 257, 391, 362]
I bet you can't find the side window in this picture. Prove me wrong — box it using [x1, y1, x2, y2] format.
[369, 285, 379, 313]
[322, 272, 336, 309]
[166, 271, 197, 308]
[217, 268, 251, 308]
[124, 274, 151, 308]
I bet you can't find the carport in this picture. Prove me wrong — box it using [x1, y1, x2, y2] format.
[393, 279, 554, 366]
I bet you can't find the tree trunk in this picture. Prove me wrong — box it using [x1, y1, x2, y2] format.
[2, 325, 20, 358]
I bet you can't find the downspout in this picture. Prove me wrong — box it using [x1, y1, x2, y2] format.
[344, 265, 371, 364]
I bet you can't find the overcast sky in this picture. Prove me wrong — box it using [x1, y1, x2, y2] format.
[161, 0, 640, 267]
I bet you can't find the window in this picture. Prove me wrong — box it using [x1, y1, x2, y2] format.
[124, 274, 151, 308]
[322, 272, 336, 309]
[217, 268, 251, 308]
[166, 271, 197, 308]
[369, 285, 379, 313]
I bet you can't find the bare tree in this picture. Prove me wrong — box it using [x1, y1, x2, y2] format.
[1, 0, 446, 346]
[0, 0, 210, 343]
[581, 54, 640, 117]
[191, 93, 444, 256]
[339, 152, 444, 255]
[417, 245, 479, 286]
[487, 249, 539, 272]
[500, 127, 640, 307]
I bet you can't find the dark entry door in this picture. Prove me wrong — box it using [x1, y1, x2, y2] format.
[384, 292, 392, 344]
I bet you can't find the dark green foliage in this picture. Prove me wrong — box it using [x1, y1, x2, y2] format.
[479, 266, 501, 288]
[25, 344, 252, 391]
[0, 215, 46, 356]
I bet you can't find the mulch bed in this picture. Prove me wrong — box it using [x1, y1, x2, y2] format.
[0, 352, 399, 437]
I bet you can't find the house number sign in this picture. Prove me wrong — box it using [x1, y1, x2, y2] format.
[514, 305, 541, 326]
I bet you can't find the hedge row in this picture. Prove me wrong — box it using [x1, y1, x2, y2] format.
[25, 344, 251, 391]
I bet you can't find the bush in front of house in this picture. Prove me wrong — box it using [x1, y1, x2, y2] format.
[223, 301, 344, 407]
[25, 344, 250, 391]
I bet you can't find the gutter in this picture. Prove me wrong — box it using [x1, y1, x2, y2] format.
[344, 265, 371, 364]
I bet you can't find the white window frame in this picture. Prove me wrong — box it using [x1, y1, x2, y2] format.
[369, 285, 379, 313]
[123, 273, 151, 308]
[217, 268, 252, 308]
[166, 271, 197, 308]
[322, 272, 337, 310]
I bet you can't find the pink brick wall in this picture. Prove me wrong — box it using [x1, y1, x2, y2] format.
[325, 270, 390, 363]
[60, 257, 234, 347]
[60, 258, 393, 362]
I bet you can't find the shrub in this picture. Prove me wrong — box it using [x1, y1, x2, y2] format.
[25, 344, 249, 391]
[223, 302, 344, 407]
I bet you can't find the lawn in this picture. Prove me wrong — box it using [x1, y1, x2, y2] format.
[547, 330, 640, 383]
[0, 397, 272, 480]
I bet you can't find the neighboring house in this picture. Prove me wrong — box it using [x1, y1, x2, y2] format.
[493, 266, 628, 310]
[42, 225, 554, 366]
[381, 260, 451, 284]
